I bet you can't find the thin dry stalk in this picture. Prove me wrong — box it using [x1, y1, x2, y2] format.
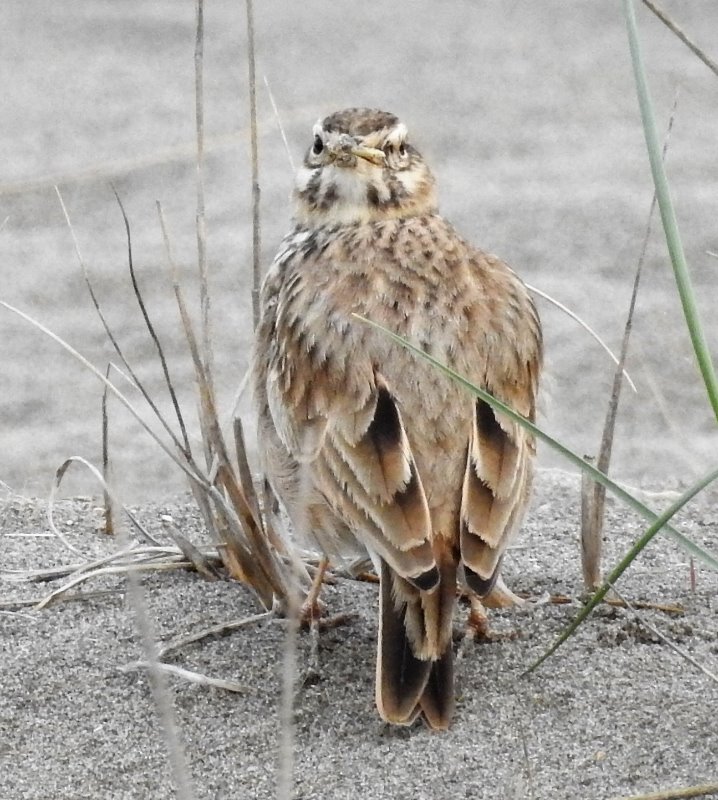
[611, 782, 718, 800]
[112, 187, 192, 457]
[263, 75, 295, 172]
[123, 568, 196, 799]
[245, 0, 262, 328]
[121, 661, 248, 693]
[580, 455, 602, 589]
[581, 94, 679, 590]
[55, 187, 191, 460]
[527, 284, 637, 392]
[34, 560, 198, 611]
[641, 0, 718, 78]
[156, 609, 274, 660]
[194, 0, 212, 381]
[609, 584, 718, 685]
[277, 588, 300, 800]
[164, 525, 223, 582]
[50, 456, 163, 548]
[0, 590, 123, 610]
[157, 202, 295, 605]
[233, 417, 261, 520]
[101, 363, 114, 535]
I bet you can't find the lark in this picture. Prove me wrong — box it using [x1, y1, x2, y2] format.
[252, 108, 542, 730]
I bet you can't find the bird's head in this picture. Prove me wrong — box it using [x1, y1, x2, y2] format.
[292, 108, 438, 226]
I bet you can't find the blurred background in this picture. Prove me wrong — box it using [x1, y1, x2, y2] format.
[1, 0, 717, 500]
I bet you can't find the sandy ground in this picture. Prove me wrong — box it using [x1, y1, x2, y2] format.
[1, 1, 718, 501]
[1, 470, 717, 800]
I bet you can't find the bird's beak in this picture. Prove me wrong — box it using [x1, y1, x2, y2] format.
[350, 145, 385, 166]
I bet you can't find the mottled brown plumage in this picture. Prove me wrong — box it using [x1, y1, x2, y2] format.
[252, 108, 542, 729]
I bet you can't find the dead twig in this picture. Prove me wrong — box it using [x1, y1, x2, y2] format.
[263, 74, 295, 172]
[245, 0, 262, 328]
[157, 610, 275, 660]
[194, 0, 211, 381]
[0, 590, 124, 610]
[641, 0, 718, 78]
[111, 187, 192, 458]
[121, 661, 248, 694]
[527, 284, 637, 393]
[609, 583, 717, 685]
[50, 456, 163, 548]
[101, 363, 114, 535]
[581, 92, 679, 590]
[34, 560, 199, 610]
[611, 781, 718, 800]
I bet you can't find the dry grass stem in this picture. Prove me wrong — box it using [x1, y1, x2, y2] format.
[245, 0, 262, 328]
[277, 588, 299, 800]
[548, 592, 684, 615]
[112, 187, 192, 456]
[641, 0, 718, 78]
[164, 525, 223, 581]
[34, 560, 200, 610]
[226, 364, 251, 424]
[611, 782, 718, 800]
[609, 584, 718, 685]
[582, 94, 679, 590]
[194, 0, 212, 383]
[53, 190, 199, 471]
[527, 283, 637, 393]
[3, 544, 183, 583]
[580, 455, 602, 588]
[0, 590, 124, 611]
[101, 363, 114, 535]
[156, 610, 275, 660]
[121, 661, 248, 693]
[157, 200, 296, 606]
[263, 75, 295, 172]
[50, 456, 163, 548]
[122, 569, 196, 799]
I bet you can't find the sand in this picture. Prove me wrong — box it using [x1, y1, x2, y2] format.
[2, 1, 718, 500]
[2, 470, 717, 800]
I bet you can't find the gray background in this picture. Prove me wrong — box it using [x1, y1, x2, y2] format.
[1, 1, 717, 500]
[2, 5, 718, 799]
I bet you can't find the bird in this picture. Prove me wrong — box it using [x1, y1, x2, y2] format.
[252, 107, 542, 730]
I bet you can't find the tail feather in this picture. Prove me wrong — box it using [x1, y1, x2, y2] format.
[376, 552, 457, 729]
[376, 559, 432, 725]
[419, 647, 455, 731]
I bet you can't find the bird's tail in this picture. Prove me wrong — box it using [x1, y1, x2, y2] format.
[375, 549, 456, 730]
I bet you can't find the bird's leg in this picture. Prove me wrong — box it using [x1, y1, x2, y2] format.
[466, 593, 492, 641]
[299, 555, 329, 687]
[300, 555, 330, 627]
[457, 577, 523, 655]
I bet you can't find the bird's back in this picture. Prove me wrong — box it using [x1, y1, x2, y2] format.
[259, 212, 538, 538]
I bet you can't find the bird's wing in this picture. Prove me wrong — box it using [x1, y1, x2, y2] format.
[257, 246, 439, 592]
[458, 254, 543, 596]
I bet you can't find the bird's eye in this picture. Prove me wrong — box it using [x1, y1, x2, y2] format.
[312, 135, 324, 155]
[386, 141, 407, 158]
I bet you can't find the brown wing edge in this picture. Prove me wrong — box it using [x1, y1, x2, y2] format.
[460, 398, 533, 597]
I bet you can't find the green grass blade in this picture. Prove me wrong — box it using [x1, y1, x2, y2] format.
[525, 462, 718, 673]
[354, 315, 718, 571]
[624, 0, 718, 421]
